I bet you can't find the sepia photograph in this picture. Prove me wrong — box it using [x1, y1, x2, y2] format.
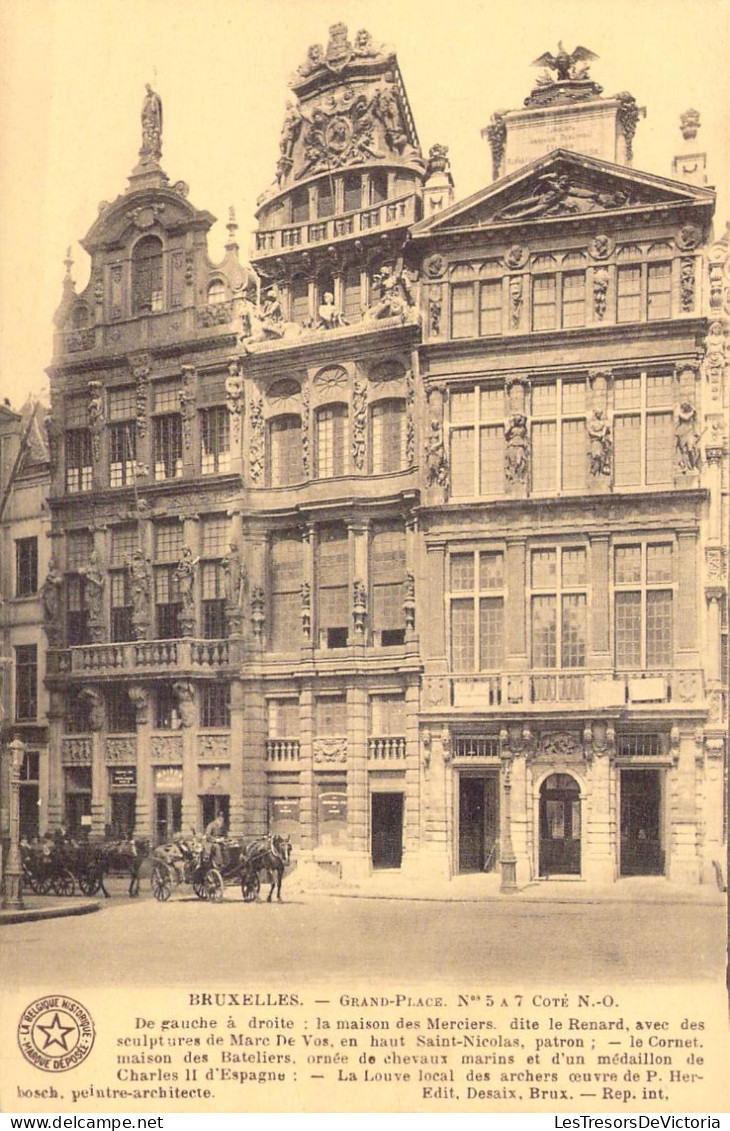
[0, 0, 728, 1116]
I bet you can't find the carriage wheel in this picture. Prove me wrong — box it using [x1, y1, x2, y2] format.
[192, 867, 208, 900]
[151, 863, 172, 902]
[52, 869, 76, 897]
[204, 868, 224, 903]
[23, 869, 41, 895]
[79, 869, 103, 897]
[241, 872, 260, 902]
[35, 873, 53, 895]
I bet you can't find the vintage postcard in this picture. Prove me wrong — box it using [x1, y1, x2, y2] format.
[1, 0, 728, 1116]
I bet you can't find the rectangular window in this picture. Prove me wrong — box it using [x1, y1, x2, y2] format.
[315, 695, 346, 735]
[450, 428, 475, 497]
[154, 521, 184, 562]
[451, 283, 476, 339]
[530, 547, 587, 669]
[561, 271, 586, 328]
[15, 537, 38, 597]
[371, 401, 406, 474]
[479, 426, 504, 495]
[371, 524, 406, 646]
[268, 698, 300, 738]
[343, 175, 362, 213]
[110, 571, 133, 642]
[613, 373, 674, 489]
[531, 379, 586, 494]
[65, 429, 93, 493]
[269, 416, 303, 486]
[531, 421, 557, 492]
[153, 382, 181, 413]
[317, 526, 348, 648]
[66, 576, 88, 645]
[449, 549, 505, 671]
[110, 526, 137, 567]
[647, 262, 671, 320]
[109, 422, 137, 487]
[201, 562, 226, 638]
[316, 407, 347, 478]
[200, 407, 230, 475]
[271, 533, 302, 651]
[532, 275, 556, 330]
[67, 530, 93, 570]
[479, 280, 502, 336]
[614, 543, 674, 668]
[154, 685, 178, 730]
[370, 694, 405, 736]
[153, 414, 183, 481]
[617, 265, 642, 322]
[154, 567, 181, 639]
[108, 386, 136, 421]
[200, 684, 230, 728]
[15, 645, 37, 721]
[108, 686, 136, 732]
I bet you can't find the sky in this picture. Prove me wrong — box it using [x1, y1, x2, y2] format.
[0, 0, 728, 407]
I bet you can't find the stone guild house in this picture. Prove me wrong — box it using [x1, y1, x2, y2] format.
[36, 25, 728, 887]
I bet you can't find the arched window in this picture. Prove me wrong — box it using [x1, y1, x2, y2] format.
[315, 404, 348, 478]
[268, 415, 303, 487]
[371, 399, 406, 473]
[132, 235, 164, 315]
[72, 303, 91, 329]
[207, 279, 227, 305]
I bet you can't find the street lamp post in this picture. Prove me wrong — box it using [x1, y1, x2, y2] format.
[2, 737, 26, 910]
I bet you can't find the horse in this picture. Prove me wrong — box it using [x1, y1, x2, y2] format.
[75, 838, 152, 898]
[239, 834, 292, 903]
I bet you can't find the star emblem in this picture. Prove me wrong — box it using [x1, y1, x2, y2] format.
[36, 1012, 77, 1053]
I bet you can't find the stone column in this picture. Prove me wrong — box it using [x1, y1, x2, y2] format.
[130, 352, 152, 486]
[498, 731, 517, 893]
[583, 722, 615, 883]
[705, 589, 723, 684]
[174, 681, 198, 834]
[701, 737, 726, 880]
[505, 539, 528, 707]
[423, 540, 446, 665]
[298, 686, 315, 854]
[130, 686, 153, 839]
[226, 358, 245, 477]
[86, 689, 106, 839]
[421, 727, 451, 879]
[180, 366, 199, 478]
[508, 728, 532, 883]
[400, 679, 421, 880]
[404, 516, 418, 647]
[676, 532, 699, 665]
[348, 520, 369, 650]
[345, 684, 369, 881]
[300, 524, 315, 657]
[668, 726, 700, 883]
[228, 679, 245, 838]
[182, 516, 202, 638]
[46, 691, 65, 830]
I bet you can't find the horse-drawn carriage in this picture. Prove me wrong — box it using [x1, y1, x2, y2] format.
[21, 837, 150, 899]
[150, 834, 291, 903]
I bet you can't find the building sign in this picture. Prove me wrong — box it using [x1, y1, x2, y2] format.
[110, 767, 137, 790]
[154, 767, 183, 793]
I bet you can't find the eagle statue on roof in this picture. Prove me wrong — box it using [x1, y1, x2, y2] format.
[532, 42, 598, 82]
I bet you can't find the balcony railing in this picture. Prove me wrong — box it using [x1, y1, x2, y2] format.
[265, 739, 301, 763]
[443, 670, 704, 711]
[368, 736, 406, 760]
[47, 638, 231, 678]
[253, 194, 420, 256]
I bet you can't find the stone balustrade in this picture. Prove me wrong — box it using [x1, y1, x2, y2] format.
[48, 638, 230, 679]
[368, 736, 406, 760]
[438, 669, 705, 712]
[254, 193, 419, 256]
[265, 739, 301, 763]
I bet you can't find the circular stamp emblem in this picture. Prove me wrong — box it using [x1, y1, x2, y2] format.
[17, 996, 95, 1072]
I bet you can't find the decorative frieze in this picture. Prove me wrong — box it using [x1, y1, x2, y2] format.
[313, 737, 347, 764]
[87, 381, 105, 463]
[106, 736, 137, 764]
[61, 737, 92, 766]
[150, 734, 183, 763]
[352, 378, 368, 470]
[249, 397, 264, 482]
[198, 734, 231, 760]
[179, 366, 197, 450]
[225, 361, 244, 446]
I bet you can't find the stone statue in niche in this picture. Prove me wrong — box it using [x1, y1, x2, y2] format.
[174, 547, 199, 634]
[587, 410, 612, 476]
[42, 556, 64, 646]
[173, 681, 195, 727]
[509, 278, 523, 328]
[428, 296, 441, 336]
[128, 548, 152, 640]
[425, 420, 448, 488]
[222, 541, 246, 609]
[504, 414, 530, 482]
[593, 266, 609, 319]
[80, 549, 105, 642]
[675, 402, 701, 471]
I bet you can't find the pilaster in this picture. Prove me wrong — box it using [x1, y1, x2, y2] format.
[344, 684, 369, 880]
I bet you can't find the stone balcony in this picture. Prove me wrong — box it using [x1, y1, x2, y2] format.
[265, 739, 301, 763]
[368, 736, 406, 761]
[47, 638, 234, 679]
[425, 669, 707, 714]
[53, 300, 245, 359]
[252, 193, 419, 259]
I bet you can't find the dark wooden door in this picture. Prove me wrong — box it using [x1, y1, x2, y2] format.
[371, 793, 404, 869]
[539, 774, 581, 876]
[620, 770, 664, 875]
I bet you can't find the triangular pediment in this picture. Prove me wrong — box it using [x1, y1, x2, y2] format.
[412, 150, 714, 236]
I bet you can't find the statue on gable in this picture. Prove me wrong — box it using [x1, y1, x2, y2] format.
[366, 265, 415, 321]
[372, 80, 407, 154]
[140, 84, 163, 165]
[318, 292, 347, 330]
[532, 43, 598, 83]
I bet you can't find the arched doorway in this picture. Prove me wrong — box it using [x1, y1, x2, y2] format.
[539, 773, 581, 876]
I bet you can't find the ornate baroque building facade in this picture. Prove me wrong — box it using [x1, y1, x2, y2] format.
[41, 26, 728, 886]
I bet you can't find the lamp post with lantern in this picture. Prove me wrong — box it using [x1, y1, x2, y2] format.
[1, 737, 26, 910]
